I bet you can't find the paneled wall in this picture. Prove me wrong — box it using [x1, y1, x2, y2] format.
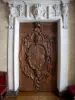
[0, 0, 8, 71]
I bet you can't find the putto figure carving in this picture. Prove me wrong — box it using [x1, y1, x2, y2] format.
[31, 4, 46, 19]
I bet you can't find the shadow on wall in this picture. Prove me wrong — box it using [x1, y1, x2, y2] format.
[68, 1, 75, 85]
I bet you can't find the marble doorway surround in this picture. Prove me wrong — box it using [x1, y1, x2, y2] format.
[2, 0, 71, 94]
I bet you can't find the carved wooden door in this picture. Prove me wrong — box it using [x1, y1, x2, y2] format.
[19, 22, 57, 91]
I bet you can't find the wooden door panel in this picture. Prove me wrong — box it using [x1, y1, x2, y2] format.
[19, 22, 57, 91]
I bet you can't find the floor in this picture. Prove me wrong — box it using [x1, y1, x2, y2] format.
[4, 92, 65, 100]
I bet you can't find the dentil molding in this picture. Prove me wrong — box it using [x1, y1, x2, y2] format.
[2, 0, 70, 29]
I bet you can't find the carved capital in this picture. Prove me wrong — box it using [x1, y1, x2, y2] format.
[8, 4, 19, 17]
[62, 3, 68, 15]
[9, 4, 16, 16]
[61, 2, 68, 29]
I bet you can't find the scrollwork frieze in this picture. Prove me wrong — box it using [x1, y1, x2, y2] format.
[2, 0, 69, 29]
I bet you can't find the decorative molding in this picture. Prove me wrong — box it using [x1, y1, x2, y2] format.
[2, 0, 74, 4]
[2, 0, 69, 29]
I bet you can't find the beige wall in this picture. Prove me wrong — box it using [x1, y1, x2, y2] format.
[68, 1, 75, 85]
[0, 0, 8, 71]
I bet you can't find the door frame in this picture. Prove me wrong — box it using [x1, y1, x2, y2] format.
[2, 0, 69, 95]
[8, 16, 68, 92]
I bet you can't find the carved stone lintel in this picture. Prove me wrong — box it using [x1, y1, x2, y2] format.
[2, 0, 69, 29]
